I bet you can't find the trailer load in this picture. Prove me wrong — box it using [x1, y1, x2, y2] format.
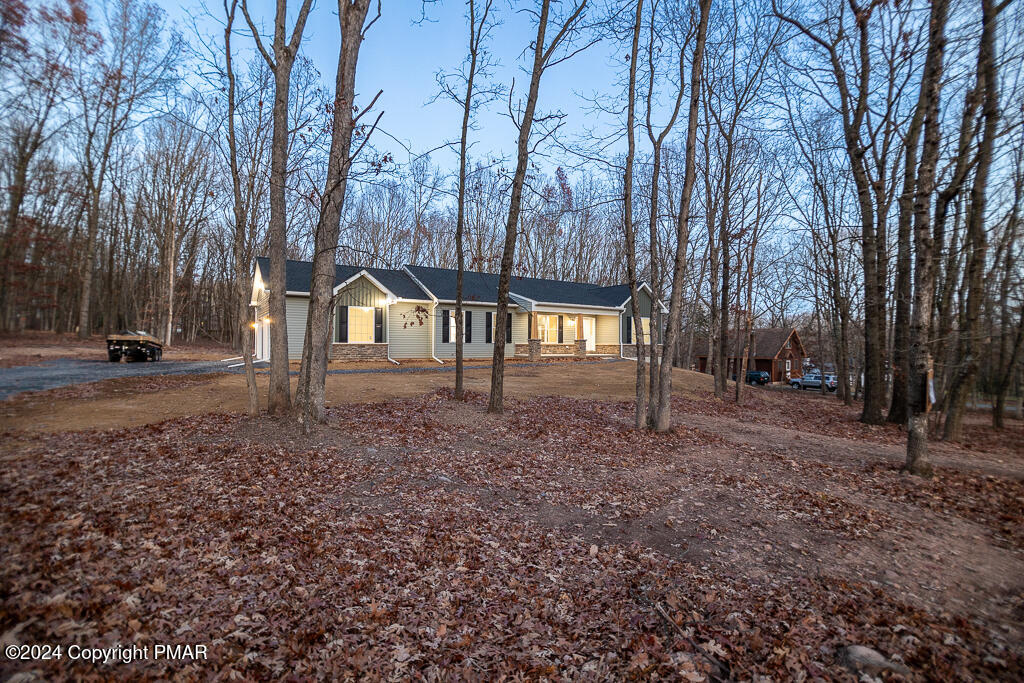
[106, 330, 163, 362]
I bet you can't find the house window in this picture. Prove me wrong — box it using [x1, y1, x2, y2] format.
[447, 310, 471, 343]
[348, 306, 375, 343]
[641, 317, 651, 342]
[537, 314, 559, 344]
[564, 316, 577, 342]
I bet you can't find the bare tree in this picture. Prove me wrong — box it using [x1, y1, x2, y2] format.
[72, 0, 179, 339]
[487, 0, 591, 414]
[294, 0, 381, 427]
[651, 0, 711, 431]
[620, 0, 647, 429]
[222, 0, 259, 415]
[241, 0, 314, 415]
[437, 0, 498, 401]
[941, 0, 1003, 442]
[775, 0, 910, 425]
[904, 0, 953, 476]
[641, 0, 688, 426]
[0, 1, 83, 330]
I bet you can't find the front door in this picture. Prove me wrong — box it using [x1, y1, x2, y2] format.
[583, 317, 596, 351]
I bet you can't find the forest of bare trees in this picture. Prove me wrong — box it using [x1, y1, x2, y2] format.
[1, 0, 1022, 461]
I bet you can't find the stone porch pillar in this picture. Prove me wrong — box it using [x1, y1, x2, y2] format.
[575, 313, 586, 357]
[527, 312, 541, 360]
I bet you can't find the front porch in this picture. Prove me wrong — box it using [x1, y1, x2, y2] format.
[513, 311, 620, 360]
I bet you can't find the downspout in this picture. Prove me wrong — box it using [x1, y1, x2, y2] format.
[402, 266, 444, 365]
[430, 301, 444, 365]
[385, 300, 399, 365]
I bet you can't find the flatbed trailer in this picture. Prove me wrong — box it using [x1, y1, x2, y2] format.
[106, 331, 163, 362]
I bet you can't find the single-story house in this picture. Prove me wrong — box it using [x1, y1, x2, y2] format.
[694, 327, 806, 383]
[250, 258, 666, 362]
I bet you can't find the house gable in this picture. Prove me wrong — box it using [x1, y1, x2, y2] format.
[335, 273, 388, 308]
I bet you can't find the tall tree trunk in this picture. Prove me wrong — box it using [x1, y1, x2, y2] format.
[653, 0, 711, 432]
[488, 0, 588, 414]
[225, 0, 258, 416]
[77, 190, 102, 339]
[643, 18, 686, 426]
[620, 0, 646, 429]
[454, 0, 491, 401]
[942, 0, 999, 442]
[889, 87, 926, 424]
[294, 0, 375, 427]
[905, 0, 952, 476]
[242, 0, 314, 416]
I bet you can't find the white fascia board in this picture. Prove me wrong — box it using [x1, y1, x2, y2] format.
[435, 299, 521, 309]
[618, 283, 668, 314]
[285, 290, 310, 296]
[509, 293, 534, 311]
[532, 303, 623, 316]
[250, 269, 264, 305]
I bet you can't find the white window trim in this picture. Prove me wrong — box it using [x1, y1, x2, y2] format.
[537, 314, 560, 344]
[447, 310, 469, 343]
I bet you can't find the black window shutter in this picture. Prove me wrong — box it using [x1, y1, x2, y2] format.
[625, 316, 632, 343]
[465, 310, 472, 343]
[507, 313, 513, 343]
[558, 315, 564, 344]
[442, 309, 450, 343]
[339, 306, 348, 343]
[374, 307, 383, 343]
[485, 312, 492, 344]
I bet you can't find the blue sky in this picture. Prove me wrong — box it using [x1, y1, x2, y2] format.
[172, 1, 624, 170]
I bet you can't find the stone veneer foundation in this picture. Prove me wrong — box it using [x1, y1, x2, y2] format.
[330, 343, 388, 361]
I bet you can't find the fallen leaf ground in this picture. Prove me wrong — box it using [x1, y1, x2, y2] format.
[1, 379, 1022, 680]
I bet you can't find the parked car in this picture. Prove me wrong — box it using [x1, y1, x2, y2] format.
[747, 370, 770, 385]
[791, 372, 836, 392]
[731, 370, 771, 385]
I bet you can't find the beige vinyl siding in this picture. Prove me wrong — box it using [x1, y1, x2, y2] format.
[337, 277, 387, 307]
[256, 289, 270, 319]
[285, 295, 310, 359]
[596, 314, 619, 345]
[433, 304, 520, 359]
[388, 302, 432, 358]
[511, 311, 527, 345]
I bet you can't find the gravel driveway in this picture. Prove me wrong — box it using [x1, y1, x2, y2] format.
[0, 357, 627, 401]
[0, 358, 228, 400]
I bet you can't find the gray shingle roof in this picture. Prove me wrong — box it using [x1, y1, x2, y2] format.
[255, 258, 429, 300]
[405, 265, 630, 307]
[256, 258, 632, 309]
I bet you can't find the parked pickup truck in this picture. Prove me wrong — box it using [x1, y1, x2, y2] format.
[106, 330, 163, 362]
[791, 372, 836, 392]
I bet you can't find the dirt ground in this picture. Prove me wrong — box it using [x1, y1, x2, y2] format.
[1, 360, 713, 432]
[0, 330, 231, 367]
[1, 362, 1022, 679]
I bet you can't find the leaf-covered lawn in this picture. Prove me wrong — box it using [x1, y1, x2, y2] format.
[1, 389, 1021, 680]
